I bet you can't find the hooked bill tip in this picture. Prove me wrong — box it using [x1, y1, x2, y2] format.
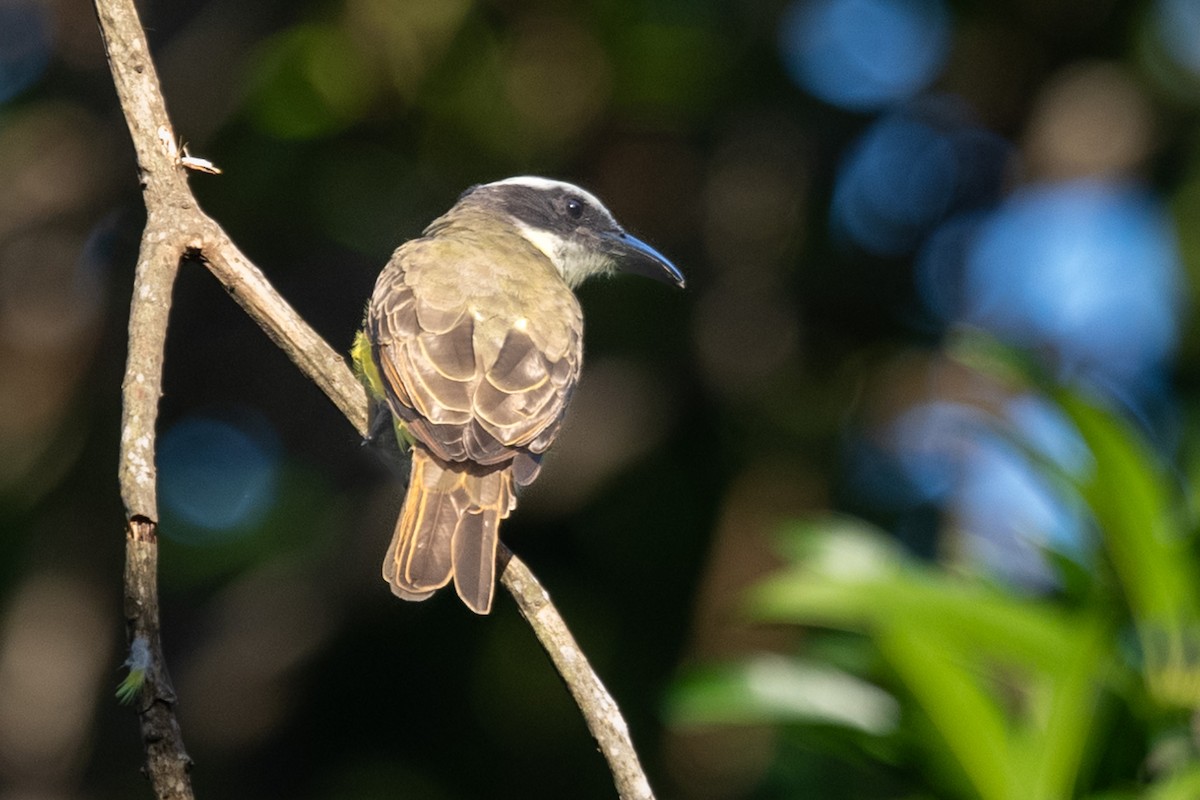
[608, 232, 685, 288]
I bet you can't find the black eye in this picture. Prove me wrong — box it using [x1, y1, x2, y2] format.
[565, 197, 584, 220]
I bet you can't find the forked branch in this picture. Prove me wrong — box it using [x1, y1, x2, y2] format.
[96, 0, 653, 797]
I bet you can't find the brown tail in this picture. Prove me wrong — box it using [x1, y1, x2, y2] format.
[383, 447, 515, 614]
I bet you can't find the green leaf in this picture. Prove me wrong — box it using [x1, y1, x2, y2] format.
[753, 520, 1113, 799]
[246, 24, 379, 140]
[1011, 616, 1110, 800]
[666, 654, 899, 734]
[1057, 391, 1200, 708]
[1144, 763, 1200, 800]
[753, 525, 1086, 673]
[878, 625, 1012, 800]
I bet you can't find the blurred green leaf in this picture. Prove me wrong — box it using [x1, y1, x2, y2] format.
[667, 654, 899, 734]
[1144, 763, 1200, 800]
[946, 326, 1046, 391]
[1012, 614, 1110, 800]
[1056, 390, 1200, 708]
[751, 520, 1113, 799]
[754, 522, 1092, 674]
[877, 624, 1011, 800]
[1057, 391, 1194, 623]
[246, 23, 379, 139]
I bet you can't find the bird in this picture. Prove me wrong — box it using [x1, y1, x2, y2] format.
[352, 176, 684, 614]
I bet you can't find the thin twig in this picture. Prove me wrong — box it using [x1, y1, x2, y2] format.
[198, 222, 369, 435]
[500, 546, 655, 800]
[95, 0, 655, 796]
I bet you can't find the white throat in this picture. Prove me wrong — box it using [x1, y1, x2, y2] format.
[488, 176, 620, 289]
[513, 221, 612, 289]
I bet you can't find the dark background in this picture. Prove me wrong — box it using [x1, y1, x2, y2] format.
[2, 0, 1199, 797]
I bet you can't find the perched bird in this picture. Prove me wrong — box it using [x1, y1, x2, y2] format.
[353, 177, 684, 614]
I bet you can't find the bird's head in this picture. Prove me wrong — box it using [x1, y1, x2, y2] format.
[444, 176, 685, 290]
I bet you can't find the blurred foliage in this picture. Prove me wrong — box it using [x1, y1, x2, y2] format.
[670, 334, 1200, 798]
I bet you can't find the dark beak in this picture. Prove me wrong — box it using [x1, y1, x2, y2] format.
[603, 231, 686, 289]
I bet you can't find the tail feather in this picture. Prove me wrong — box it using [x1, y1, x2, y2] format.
[451, 508, 502, 614]
[383, 451, 452, 600]
[383, 447, 514, 614]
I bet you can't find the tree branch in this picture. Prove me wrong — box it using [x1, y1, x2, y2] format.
[500, 548, 654, 800]
[96, 0, 654, 797]
[197, 223, 369, 435]
[98, 0, 197, 793]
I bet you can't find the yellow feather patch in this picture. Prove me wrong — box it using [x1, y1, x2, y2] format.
[351, 329, 385, 400]
[353, 329, 416, 450]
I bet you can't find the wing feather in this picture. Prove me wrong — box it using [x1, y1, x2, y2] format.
[368, 233, 582, 614]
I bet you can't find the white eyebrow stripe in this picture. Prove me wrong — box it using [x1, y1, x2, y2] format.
[487, 176, 609, 217]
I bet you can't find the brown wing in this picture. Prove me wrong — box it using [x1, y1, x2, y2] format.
[367, 239, 581, 480]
